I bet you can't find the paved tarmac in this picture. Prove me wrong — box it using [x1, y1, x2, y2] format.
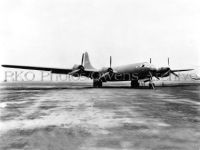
[0, 82, 199, 150]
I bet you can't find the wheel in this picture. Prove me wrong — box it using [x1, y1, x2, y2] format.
[131, 80, 139, 88]
[98, 81, 102, 87]
[93, 79, 102, 88]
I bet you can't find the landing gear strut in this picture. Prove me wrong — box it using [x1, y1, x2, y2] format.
[93, 79, 102, 88]
[148, 72, 156, 89]
[149, 82, 155, 89]
[131, 80, 140, 88]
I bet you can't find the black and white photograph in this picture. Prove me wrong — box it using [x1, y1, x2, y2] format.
[0, 0, 200, 150]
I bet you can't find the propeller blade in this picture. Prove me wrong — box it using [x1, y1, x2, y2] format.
[144, 79, 151, 83]
[148, 71, 156, 89]
[168, 57, 170, 66]
[171, 69, 193, 72]
[149, 71, 159, 80]
[155, 76, 160, 80]
[150, 58, 151, 64]
[81, 53, 84, 66]
[171, 71, 179, 77]
[99, 72, 110, 81]
[152, 83, 155, 89]
[161, 70, 170, 78]
[68, 69, 80, 76]
[110, 56, 112, 68]
[149, 71, 153, 79]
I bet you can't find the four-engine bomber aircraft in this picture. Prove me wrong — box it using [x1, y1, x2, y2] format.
[2, 52, 193, 89]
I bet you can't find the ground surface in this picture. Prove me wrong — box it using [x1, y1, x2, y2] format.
[0, 82, 200, 150]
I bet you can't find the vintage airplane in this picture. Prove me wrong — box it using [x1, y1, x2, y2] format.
[2, 52, 193, 89]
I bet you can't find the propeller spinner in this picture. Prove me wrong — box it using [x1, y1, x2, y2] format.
[161, 58, 179, 77]
[68, 53, 85, 76]
[108, 56, 113, 73]
[98, 56, 114, 81]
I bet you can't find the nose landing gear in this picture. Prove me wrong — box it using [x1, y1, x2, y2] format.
[148, 82, 155, 89]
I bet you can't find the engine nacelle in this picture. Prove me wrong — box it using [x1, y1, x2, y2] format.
[156, 67, 170, 77]
[99, 67, 112, 73]
[72, 64, 80, 70]
[72, 64, 84, 70]
[71, 64, 85, 76]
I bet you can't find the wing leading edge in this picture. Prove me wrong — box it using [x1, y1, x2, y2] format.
[1, 64, 100, 79]
[2, 65, 72, 74]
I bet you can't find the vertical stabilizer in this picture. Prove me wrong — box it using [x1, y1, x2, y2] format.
[84, 52, 96, 70]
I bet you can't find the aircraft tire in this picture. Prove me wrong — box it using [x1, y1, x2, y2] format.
[131, 80, 139, 88]
[93, 79, 102, 88]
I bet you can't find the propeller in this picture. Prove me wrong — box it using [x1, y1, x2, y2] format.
[68, 53, 85, 76]
[161, 69, 178, 78]
[171, 71, 179, 77]
[110, 56, 112, 68]
[108, 56, 113, 73]
[151, 57, 193, 81]
[166, 57, 193, 76]
[168, 57, 170, 66]
[68, 69, 81, 76]
[81, 53, 84, 66]
[99, 56, 114, 81]
[160, 58, 179, 77]
[148, 58, 159, 80]
[168, 57, 179, 77]
[149, 71, 153, 80]
[148, 71, 155, 89]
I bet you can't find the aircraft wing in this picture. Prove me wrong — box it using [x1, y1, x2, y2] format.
[2, 64, 73, 74]
[1, 64, 99, 78]
[172, 69, 193, 72]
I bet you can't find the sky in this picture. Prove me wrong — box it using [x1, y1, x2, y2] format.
[0, 0, 200, 81]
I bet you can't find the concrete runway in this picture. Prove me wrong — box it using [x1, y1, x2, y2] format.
[0, 82, 200, 150]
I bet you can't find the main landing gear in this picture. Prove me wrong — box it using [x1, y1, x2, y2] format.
[148, 82, 155, 89]
[131, 80, 156, 89]
[131, 80, 140, 88]
[93, 79, 102, 88]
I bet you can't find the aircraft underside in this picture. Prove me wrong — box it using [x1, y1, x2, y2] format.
[90, 72, 155, 89]
[92, 78, 155, 89]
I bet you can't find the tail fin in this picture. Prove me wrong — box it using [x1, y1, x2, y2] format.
[83, 52, 96, 70]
